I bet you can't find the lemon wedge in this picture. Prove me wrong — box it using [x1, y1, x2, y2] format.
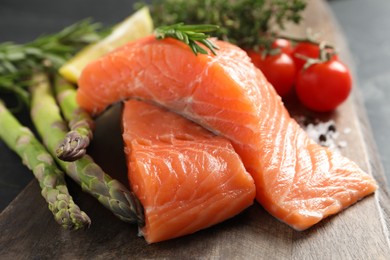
[59, 6, 154, 83]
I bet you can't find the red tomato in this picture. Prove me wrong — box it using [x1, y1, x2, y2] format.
[292, 42, 338, 71]
[248, 50, 296, 97]
[295, 59, 352, 112]
[271, 38, 293, 55]
[292, 42, 321, 71]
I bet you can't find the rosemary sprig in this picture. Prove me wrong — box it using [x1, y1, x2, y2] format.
[155, 23, 220, 55]
[138, 0, 307, 50]
[0, 19, 108, 109]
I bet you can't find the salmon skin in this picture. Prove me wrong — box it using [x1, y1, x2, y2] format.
[122, 100, 255, 243]
[78, 36, 377, 231]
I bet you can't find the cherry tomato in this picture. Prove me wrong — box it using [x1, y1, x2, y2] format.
[292, 42, 321, 71]
[295, 59, 352, 112]
[248, 50, 296, 97]
[271, 38, 293, 55]
[292, 42, 338, 71]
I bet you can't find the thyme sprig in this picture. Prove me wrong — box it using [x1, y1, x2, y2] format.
[139, 0, 307, 50]
[155, 23, 220, 55]
[0, 19, 108, 109]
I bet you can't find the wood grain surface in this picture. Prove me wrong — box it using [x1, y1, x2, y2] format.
[1, 0, 389, 259]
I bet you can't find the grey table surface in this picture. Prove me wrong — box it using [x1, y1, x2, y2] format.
[329, 0, 390, 181]
[0, 0, 389, 212]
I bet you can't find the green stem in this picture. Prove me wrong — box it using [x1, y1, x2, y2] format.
[29, 73, 144, 226]
[278, 33, 335, 50]
[0, 100, 90, 230]
[54, 76, 95, 161]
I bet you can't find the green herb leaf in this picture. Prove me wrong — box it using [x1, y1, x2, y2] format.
[154, 23, 219, 55]
[140, 0, 307, 50]
[0, 19, 107, 111]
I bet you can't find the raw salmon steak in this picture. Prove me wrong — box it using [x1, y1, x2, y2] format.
[122, 99, 255, 243]
[78, 36, 377, 230]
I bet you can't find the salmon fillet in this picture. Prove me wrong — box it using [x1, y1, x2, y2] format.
[78, 36, 377, 230]
[122, 99, 255, 243]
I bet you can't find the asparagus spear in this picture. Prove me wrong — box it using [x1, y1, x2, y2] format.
[0, 100, 91, 230]
[30, 73, 144, 225]
[54, 76, 94, 161]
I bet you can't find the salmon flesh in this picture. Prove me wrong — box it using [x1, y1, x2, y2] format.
[78, 36, 377, 231]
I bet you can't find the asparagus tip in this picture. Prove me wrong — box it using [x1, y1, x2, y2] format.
[56, 131, 89, 161]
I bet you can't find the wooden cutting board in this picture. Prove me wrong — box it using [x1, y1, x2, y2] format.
[1, 0, 389, 258]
